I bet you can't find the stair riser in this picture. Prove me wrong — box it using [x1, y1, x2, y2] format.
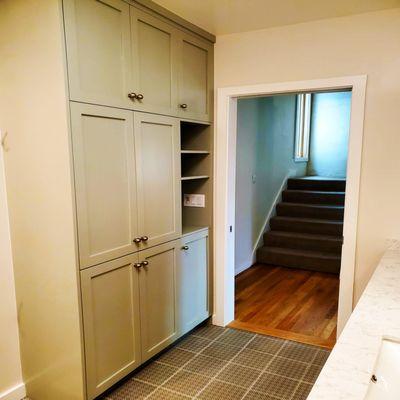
[257, 250, 341, 274]
[263, 234, 343, 253]
[276, 204, 344, 220]
[287, 179, 346, 192]
[270, 219, 343, 236]
[282, 191, 345, 205]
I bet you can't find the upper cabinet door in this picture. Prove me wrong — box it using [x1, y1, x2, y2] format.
[64, 0, 132, 108]
[71, 103, 139, 268]
[134, 113, 181, 250]
[130, 8, 178, 115]
[178, 33, 213, 122]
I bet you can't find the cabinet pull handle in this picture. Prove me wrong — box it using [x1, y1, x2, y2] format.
[133, 263, 142, 269]
[141, 236, 149, 242]
[141, 261, 149, 267]
[133, 237, 142, 244]
[180, 103, 188, 109]
[128, 92, 137, 100]
[182, 245, 189, 251]
[136, 94, 144, 100]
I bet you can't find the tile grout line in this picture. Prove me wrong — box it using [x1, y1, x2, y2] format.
[140, 327, 229, 400]
[237, 337, 287, 400]
[192, 332, 259, 399]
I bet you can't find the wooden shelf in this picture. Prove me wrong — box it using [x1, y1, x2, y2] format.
[181, 150, 210, 155]
[181, 175, 209, 181]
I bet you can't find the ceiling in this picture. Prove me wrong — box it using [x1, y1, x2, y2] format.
[152, 0, 400, 36]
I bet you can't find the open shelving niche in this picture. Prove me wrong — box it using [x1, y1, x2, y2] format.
[180, 120, 213, 237]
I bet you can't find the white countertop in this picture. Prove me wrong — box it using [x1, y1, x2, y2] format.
[308, 240, 400, 400]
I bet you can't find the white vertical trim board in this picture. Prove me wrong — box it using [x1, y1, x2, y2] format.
[0, 383, 26, 400]
[213, 76, 367, 335]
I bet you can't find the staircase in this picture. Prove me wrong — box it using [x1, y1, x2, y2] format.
[256, 177, 345, 274]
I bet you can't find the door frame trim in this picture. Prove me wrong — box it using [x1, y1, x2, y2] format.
[213, 75, 367, 335]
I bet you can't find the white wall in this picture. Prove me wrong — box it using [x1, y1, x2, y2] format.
[308, 91, 352, 178]
[0, 146, 24, 399]
[235, 95, 307, 274]
[0, 1, 85, 399]
[215, 7, 400, 303]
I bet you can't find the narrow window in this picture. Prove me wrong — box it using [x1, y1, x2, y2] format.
[294, 93, 311, 162]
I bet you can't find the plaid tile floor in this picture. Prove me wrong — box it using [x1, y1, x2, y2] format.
[102, 324, 330, 400]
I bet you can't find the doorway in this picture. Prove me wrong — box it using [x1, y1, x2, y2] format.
[230, 90, 351, 347]
[213, 76, 367, 340]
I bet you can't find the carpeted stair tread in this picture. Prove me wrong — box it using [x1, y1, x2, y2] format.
[270, 216, 343, 236]
[276, 202, 344, 220]
[287, 177, 346, 192]
[282, 190, 345, 205]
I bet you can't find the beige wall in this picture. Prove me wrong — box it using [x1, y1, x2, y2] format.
[215, 8, 400, 303]
[0, 1, 85, 399]
[0, 144, 24, 399]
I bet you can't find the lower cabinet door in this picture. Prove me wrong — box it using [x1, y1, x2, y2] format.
[178, 230, 210, 336]
[81, 255, 141, 400]
[138, 241, 179, 361]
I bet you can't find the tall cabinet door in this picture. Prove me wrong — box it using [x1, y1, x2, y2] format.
[138, 241, 179, 361]
[178, 32, 213, 122]
[81, 254, 141, 399]
[71, 103, 139, 268]
[64, 0, 132, 108]
[130, 7, 178, 115]
[134, 113, 181, 249]
[178, 230, 210, 335]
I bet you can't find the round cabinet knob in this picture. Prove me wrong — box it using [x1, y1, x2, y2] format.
[180, 103, 188, 109]
[133, 237, 142, 244]
[128, 92, 137, 100]
[141, 236, 149, 242]
[141, 260, 149, 267]
[133, 263, 142, 269]
[136, 94, 144, 100]
[182, 245, 189, 251]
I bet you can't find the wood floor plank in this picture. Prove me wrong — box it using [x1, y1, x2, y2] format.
[232, 264, 339, 349]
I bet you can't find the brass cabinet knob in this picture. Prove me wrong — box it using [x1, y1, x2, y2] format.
[141, 260, 149, 267]
[182, 245, 189, 251]
[136, 94, 144, 100]
[141, 236, 149, 242]
[133, 263, 142, 269]
[180, 103, 188, 109]
[128, 92, 137, 100]
[133, 237, 141, 244]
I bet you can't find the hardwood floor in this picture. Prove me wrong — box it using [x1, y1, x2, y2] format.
[229, 264, 339, 349]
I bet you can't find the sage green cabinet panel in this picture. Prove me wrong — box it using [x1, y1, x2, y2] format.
[81, 255, 141, 399]
[178, 33, 213, 122]
[134, 113, 181, 250]
[130, 8, 178, 115]
[178, 230, 210, 335]
[64, 0, 132, 108]
[138, 241, 179, 361]
[71, 103, 139, 268]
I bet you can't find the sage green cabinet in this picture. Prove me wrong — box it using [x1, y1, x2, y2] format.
[71, 103, 139, 268]
[81, 254, 141, 400]
[130, 8, 178, 116]
[64, 0, 132, 109]
[178, 33, 213, 122]
[134, 113, 181, 250]
[137, 241, 180, 361]
[178, 230, 210, 335]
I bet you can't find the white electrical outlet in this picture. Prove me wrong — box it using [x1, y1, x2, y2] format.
[183, 194, 205, 207]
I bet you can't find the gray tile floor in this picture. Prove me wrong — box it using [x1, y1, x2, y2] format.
[103, 324, 330, 400]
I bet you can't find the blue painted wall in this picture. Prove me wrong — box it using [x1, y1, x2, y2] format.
[307, 91, 352, 178]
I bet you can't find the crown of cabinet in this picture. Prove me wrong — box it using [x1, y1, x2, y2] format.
[63, 0, 213, 122]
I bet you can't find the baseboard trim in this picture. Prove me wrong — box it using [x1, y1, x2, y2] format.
[0, 383, 26, 400]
